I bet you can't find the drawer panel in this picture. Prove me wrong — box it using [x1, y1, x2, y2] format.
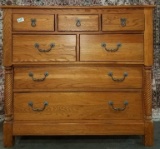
[13, 35, 76, 62]
[102, 14, 144, 31]
[58, 15, 99, 31]
[14, 92, 143, 121]
[13, 14, 54, 31]
[80, 34, 143, 62]
[14, 66, 142, 90]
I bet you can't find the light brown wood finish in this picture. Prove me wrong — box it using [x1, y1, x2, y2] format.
[3, 9, 12, 66]
[14, 66, 142, 90]
[144, 8, 154, 66]
[0, 6, 155, 147]
[102, 13, 144, 31]
[58, 15, 99, 31]
[80, 34, 144, 62]
[13, 35, 76, 62]
[13, 14, 54, 31]
[14, 92, 143, 121]
[13, 122, 145, 136]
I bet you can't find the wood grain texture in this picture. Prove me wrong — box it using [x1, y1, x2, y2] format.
[80, 34, 144, 62]
[14, 92, 143, 121]
[4, 67, 13, 121]
[144, 8, 154, 66]
[13, 14, 54, 31]
[143, 67, 152, 119]
[3, 9, 12, 66]
[13, 35, 76, 62]
[58, 15, 99, 31]
[3, 122, 14, 147]
[14, 66, 143, 90]
[13, 121, 144, 136]
[102, 13, 144, 31]
[144, 121, 154, 146]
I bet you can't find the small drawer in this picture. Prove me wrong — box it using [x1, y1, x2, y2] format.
[14, 92, 143, 121]
[102, 14, 144, 31]
[13, 14, 54, 31]
[58, 15, 99, 31]
[13, 35, 76, 62]
[14, 66, 142, 90]
[80, 34, 143, 62]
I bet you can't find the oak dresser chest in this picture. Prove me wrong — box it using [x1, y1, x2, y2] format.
[1, 5, 154, 147]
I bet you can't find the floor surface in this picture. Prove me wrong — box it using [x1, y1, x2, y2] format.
[0, 122, 160, 149]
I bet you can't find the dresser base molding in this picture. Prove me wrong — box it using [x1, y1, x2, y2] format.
[13, 121, 144, 135]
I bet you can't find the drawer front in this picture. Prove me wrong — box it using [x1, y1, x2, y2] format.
[14, 92, 143, 121]
[14, 66, 142, 90]
[58, 15, 99, 31]
[13, 14, 54, 31]
[102, 14, 144, 31]
[13, 35, 76, 62]
[80, 34, 143, 62]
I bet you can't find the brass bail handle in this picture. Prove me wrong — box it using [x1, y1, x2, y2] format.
[28, 101, 48, 112]
[28, 72, 49, 82]
[108, 101, 129, 111]
[101, 43, 122, 52]
[31, 18, 36, 27]
[108, 72, 128, 82]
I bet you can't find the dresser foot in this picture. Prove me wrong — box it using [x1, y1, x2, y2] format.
[3, 121, 14, 147]
[143, 121, 154, 146]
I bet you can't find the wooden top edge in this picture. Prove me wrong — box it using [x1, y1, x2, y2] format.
[0, 5, 156, 9]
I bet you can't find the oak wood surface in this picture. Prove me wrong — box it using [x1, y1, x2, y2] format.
[13, 35, 76, 62]
[13, 14, 54, 31]
[80, 34, 144, 62]
[1, 6, 155, 147]
[13, 121, 145, 135]
[58, 14, 99, 31]
[102, 13, 144, 31]
[14, 91, 143, 121]
[14, 66, 143, 90]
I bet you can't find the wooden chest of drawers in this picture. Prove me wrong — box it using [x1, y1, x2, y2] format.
[1, 5, 154, 147]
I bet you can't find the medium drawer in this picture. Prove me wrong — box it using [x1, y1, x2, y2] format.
[58, 15, 99, 31]
[80, 34, 143, 62]
[13, 14, 54, 31]
[13, 35, 76, 62]
[14, 66, 142, 90]
[102, 14, 144, 31]
[14, 92, 143, 121]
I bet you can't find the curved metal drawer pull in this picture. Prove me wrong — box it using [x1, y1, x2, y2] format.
[108, 72, 128, 82]
[31, 18, 36, 27]
[28, 72, 49, 81]
[76, 19, 81, 27]
[34, 43, 55, 52]
[108, 101, 128, 111]
[101, 43, 122, 52]
[120, 18, 127, 27]
[28, 101, 48, 112]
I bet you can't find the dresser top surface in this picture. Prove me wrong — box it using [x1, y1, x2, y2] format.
[0, 5, 155, 9]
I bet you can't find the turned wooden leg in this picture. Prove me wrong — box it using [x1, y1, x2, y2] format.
[3, 121, 14, 147]
[143, 68, 154, 146]
[3, 67, 14, 147]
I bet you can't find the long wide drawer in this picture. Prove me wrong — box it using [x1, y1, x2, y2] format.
[14, 66, 142, 90]
[13, 35, 76, 62]
[14, 92, 143, 121]
[80, 34, 143, 62]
